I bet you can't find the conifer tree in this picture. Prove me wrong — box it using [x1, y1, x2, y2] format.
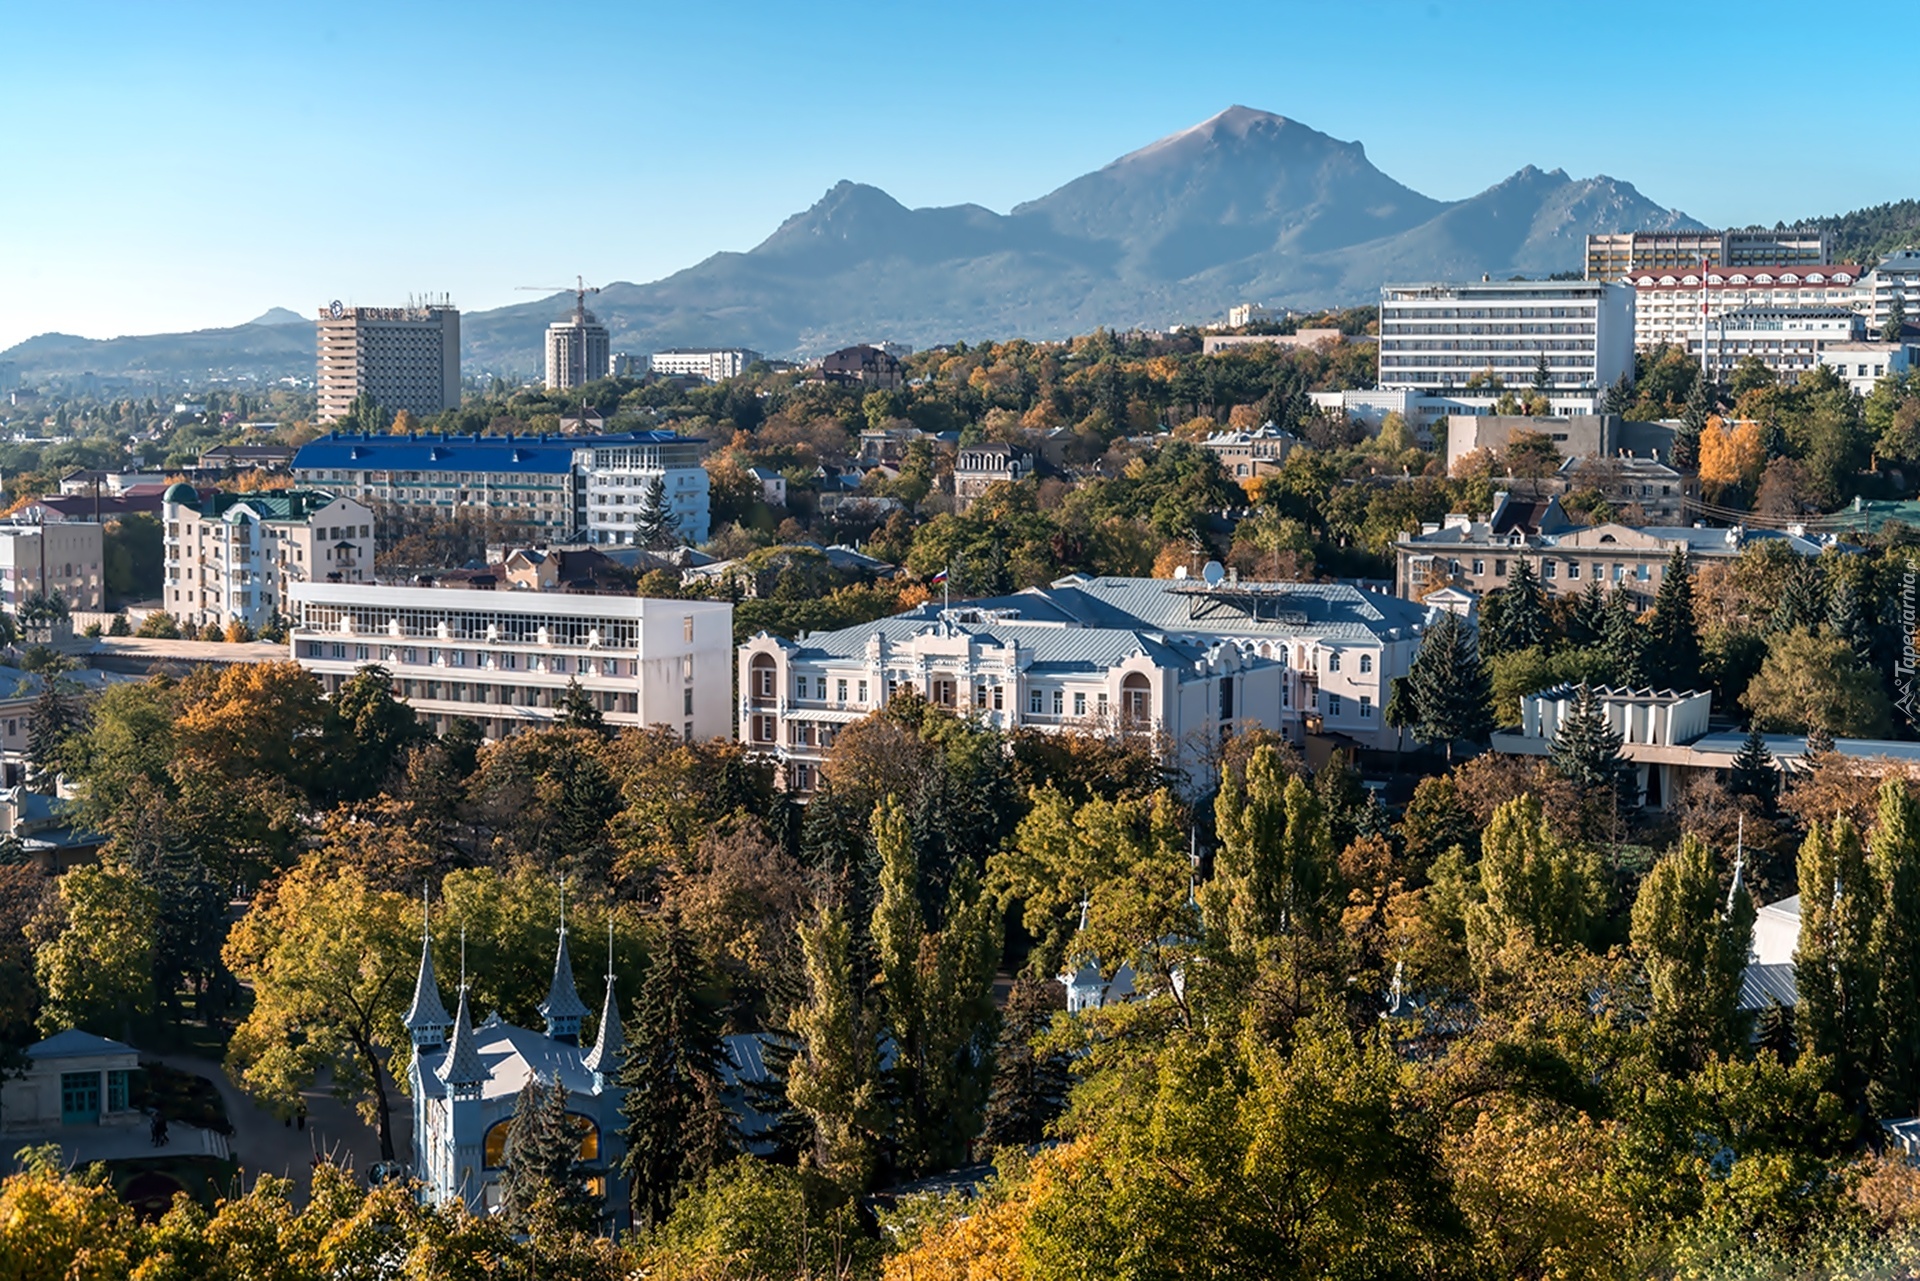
[1673, 376, 1712, 470]
[1824, 574, 1874, 667]
[1603, 371, 1634, 416]
[1630, 833, 1755, 1071]
[1481, 558, 1548, 658]
[980, 976, 1069, 1147]
[1399, 610, 1493, 761]
[1600, 589, 1647, 686]
[556, 678, 607, 734]
[1567, 577, 1608, 648]
[1646, 548, 1701, 689]
[25, 680, 82, 795]
[1869, 779, 1920, 1118]
[618, 913, 735, 1229]
[634, 476, 681, 549]
[1727, 726, 1779, 811]
[787, 901, 882, 1189]
[1794, 815, 1877, 1103]
[1805, 720, 1837, 757]
[1548, 683, 1632, 804]
[501, 1076, 598, 1236]
[1768, 559, 1825, 635]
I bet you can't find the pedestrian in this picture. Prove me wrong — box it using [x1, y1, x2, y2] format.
[150, 1111, 164, 1147]
[296, 1103, 307, 1131]
[156, 1114, 169, 1147]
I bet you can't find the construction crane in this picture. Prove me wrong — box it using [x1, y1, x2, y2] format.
[518, 275, 601, 391]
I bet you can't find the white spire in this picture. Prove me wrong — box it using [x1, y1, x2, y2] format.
[437, 982, 487, 1095]
[582, 920, 624, 1078]
[1727, 815, 1747, 916]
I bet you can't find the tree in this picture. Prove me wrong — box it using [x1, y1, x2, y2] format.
[1479, 557, 1548, 658]
[1869, 778, 1920, 1118]
[634, 476, 681, 549]
[1532, 352, 1553, 395]
[222, 861, 415, 1158]
[135, 610, 180, 639]
[1567, 578, 1607, 648]
[1599, 589, 1647, 686]
[326, 664, 428, 801]
[1207, 750, 1334, 951]
[1824, 573, 1874, 666]
[619, 913, 735, 1229]
[1399, 610, 1493, 760]
[1674, 375, 1713, 471]
[1603, 371, 1635, 416]
[1697, 416, 1765, 491]
[28, 862, 157, 1040]
[1887, 294, 1907, 344]
[1794, 815, 1877, 1103]
[1742, 627, 1890, 738]
[501, 1075, 599, 1237]
[1646, 548, 1701, 689]
[1728, 727, 1780, 810]
[1548, 683, 1633, 806]
[25, 679, 83, 794]
[1469, 794, 1607, 966]
[785, 901, 882, 1189]
[1768, 559, 1826, 635]
[557, 678, 607, 734]
[981, 976, 1069, 1147]
[1630, 834, 1755, 1071]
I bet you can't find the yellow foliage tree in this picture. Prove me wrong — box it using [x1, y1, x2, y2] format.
[389, 408, 416, 435]
[1696, 415, 1765, 489]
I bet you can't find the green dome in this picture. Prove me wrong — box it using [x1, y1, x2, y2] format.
[162, 481, 197, 506]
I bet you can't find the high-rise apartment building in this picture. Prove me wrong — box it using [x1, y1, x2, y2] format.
[1377, 280, 1635, 415]
[0, 521, 105, 613]
[1585, 228, 1831, 283]
[316, 301, 461, 423]
[544, 311, 611, 390]
[162, 484, 375, 630]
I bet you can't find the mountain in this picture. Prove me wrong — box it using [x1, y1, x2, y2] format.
[7, 107, 1707, 379]
[247, 307, 307, 327]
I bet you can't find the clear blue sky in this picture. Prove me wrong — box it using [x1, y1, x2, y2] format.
[0, 0, 1906, 351]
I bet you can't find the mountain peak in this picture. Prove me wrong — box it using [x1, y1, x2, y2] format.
[246, 306, 306, 327]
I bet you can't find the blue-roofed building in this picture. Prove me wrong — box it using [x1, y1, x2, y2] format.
[739, 573, 1442, 794]
[292, 430, 711, 546]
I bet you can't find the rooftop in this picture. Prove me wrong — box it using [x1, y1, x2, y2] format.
[293, 430, 705, 476]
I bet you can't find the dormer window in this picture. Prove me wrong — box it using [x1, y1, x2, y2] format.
[1755, 274, 1775, 285]
[1730, 274, 1749, 285]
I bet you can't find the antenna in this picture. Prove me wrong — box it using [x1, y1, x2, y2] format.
[459, 927, 468, 991]
[558, 875, 568, 940]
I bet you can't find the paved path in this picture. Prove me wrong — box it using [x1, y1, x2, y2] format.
[144, 1054, 410, 1204]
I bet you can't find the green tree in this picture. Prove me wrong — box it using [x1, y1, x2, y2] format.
[1673, 375, 1713, 470]
[1886, 294, 1907, 344]
[1548, 683, 1632, 804]
[1630, 834, 1755, 1071]
[1646, 548, 1701, 688]
[785, 901, 882, 1189]
[326, 664, 428, 801]
[1467, 794, 1608, 972]
[1566, 578, 1608, 648]
[557, 678, 607, 734]
[981, 975, 1069, 1147]
[221, 861, 415, 1158]
[1479, 557, 1548, 658]
[1794, 815, 1876, 1103]
[1868, 778, 1920, 1118]
[1823, 573, 1874, 666]
[634, 476, 681, 549]
[619, 913, 735, 1229]
[501, 1075, 599, 1237]
[1600, 589, 1647, 686]
[24, 679, 83, 794]
[1399, 610, 1493, 760]
[1742, 627, 1890, 738]
[135, 610, 180, 639]
[28, 862, 157, 1040]
[1727, 726, 1780, 811]
[1207, 750, 1334, 952]
[1767, 558, 1825, 635]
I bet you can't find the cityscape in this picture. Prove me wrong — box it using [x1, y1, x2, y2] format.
[7, 2, 1920, 1277]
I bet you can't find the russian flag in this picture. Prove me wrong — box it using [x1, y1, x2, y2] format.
[932, 568, 949, 584]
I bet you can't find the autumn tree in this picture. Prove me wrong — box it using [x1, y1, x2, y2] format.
[28, 862, 157, 1041]
[786, 901, 883, 1189]
[1794, 815, 1877, 1103]
[1868, 779, 1920, 1118]
[1630, 833, 1755, 1071]
[1742, 628, 1890, 738]
[1205, 747, 1336, 955]
[1466, 794, 1608, 983]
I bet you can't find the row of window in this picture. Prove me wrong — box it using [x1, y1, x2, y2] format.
[306, 640, 647, 677]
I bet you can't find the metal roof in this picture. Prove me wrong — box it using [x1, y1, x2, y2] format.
[293, 430, 702, 476]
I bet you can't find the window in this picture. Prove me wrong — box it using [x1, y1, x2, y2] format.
[1612, 564, 1625, 582]
[1494, 559, 1507, 577]
[1052, 690, 1064, 716]
[1635, 563, 1651, 582]
[1566, 561, 1579, 579]
[683, 688, 694, 716]
[757, 668, 773, 698]
[836, 679, 847, 702]
[857, 679, 868, 703]
[815, 677, 827, 699]
[1219, 677, 1234, 721]
[1327, 652, 1341, 672]
[1030, 690, 1043, 714]
[1328, 693, 1343, 717]
[993, 685, 1004, 711]
[682, 615, 694, 643]
[795, 675, 807, 699]
[1073, 692, 1087, 716]
[107, 1070, 131, 1113]
[1359, 654, 1373, 674]
[1471, 559, 1484, 576]
[1360, 695, 1373, 719]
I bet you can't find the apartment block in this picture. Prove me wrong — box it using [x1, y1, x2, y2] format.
[292, 430, 711, 546]
[1585, 228, 1832, 283]
[0, 521, 105, 612]
[1377, 280, 1635, 415]
[288, 582, 733, 741]
[545, 312, 611, 390]
[1865, 250, 1920, 333]
[1691, 306, 1866, 383]
[1628, 264, 1865, 349]
[316, 303, 461, 423]
[162, 483, 374, 630]
[739, 574, 1437, 794]
[646, 348, 764, 382]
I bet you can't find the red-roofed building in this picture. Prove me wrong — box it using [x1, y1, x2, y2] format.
[1630, 263, 1867, 349]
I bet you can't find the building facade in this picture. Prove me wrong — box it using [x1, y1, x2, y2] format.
[316, 303, 461, 423]
[1864, 250, 1920, 333]
[1692, 306, 1867, 383]
[646, 348, 764, 382]
[1377, 280, 1635, 415]
[817, 345, 904, 390]
[738, 575, 1437, 794]
[292, 431, 711, 546]
[288, 582, 732, 740]
[163, 485, 373, 631]
[1585, 228, 1832, 282]
[1628, 264, 1865, 349]
[545, 312, 612, 390]
[1199, 427, 1299, 479]
[952, 444, 1030, 512]
[0, 521, 104, 613]
[1816, 341, 1917, 395]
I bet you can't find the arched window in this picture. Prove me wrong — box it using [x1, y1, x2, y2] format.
[483, 1113, 599, 1169]
[749, 654, 777, 701]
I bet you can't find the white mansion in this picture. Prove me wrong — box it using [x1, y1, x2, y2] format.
[738, 573, 1439, 792]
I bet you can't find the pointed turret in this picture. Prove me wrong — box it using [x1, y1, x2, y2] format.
[541, 923, 590, 1045]
[437, 984, 487, 1097]
[582, 977, 624, 1084]
[404, 890, 452, 1053]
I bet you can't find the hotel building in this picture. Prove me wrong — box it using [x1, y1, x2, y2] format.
[316, 302, 461, 423]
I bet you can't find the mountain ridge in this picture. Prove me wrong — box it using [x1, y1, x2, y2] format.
[6, 107, 1709, 379]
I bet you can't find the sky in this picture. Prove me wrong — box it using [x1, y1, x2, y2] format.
[0, 0, 1908, 352]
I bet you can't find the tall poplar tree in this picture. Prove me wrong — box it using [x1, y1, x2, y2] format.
[1206, 747, 1334, 954]
[1794, 815, 1877, 1104]
[1399, 610, 1493, 761]
[1646, 548, 1701, 689]
[1466, 794, 1608, 976]
[1869, 779, 1920, 1118]
[787, 901, 882, 1189]
[1630, 833, 1755, 1071]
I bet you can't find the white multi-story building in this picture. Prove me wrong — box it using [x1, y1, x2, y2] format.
[738, 574, 1438, 794]
[1692, 306, 1866, 384]
[545, 311, 612, 391]
[1377, 280, 1635, 416]
[162, 484, 374, 631]
[0, 521, 104, 613]
[647, 348, 764, 382]
[292, 431, 711, 546]
[1627, 264, 1865, 349]
[1585, 228, 1832, 283]
[1864, 250, 1920, 334]
[316, 302, 461, 423]
[1816, 341, 1917, 395]
[288, 582, 733, 741]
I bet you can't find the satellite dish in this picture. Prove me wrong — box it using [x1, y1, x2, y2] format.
[1201, 560, 1226, 587]
[1172, 565, 1189, 580]
[328, 299, 344, 319]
